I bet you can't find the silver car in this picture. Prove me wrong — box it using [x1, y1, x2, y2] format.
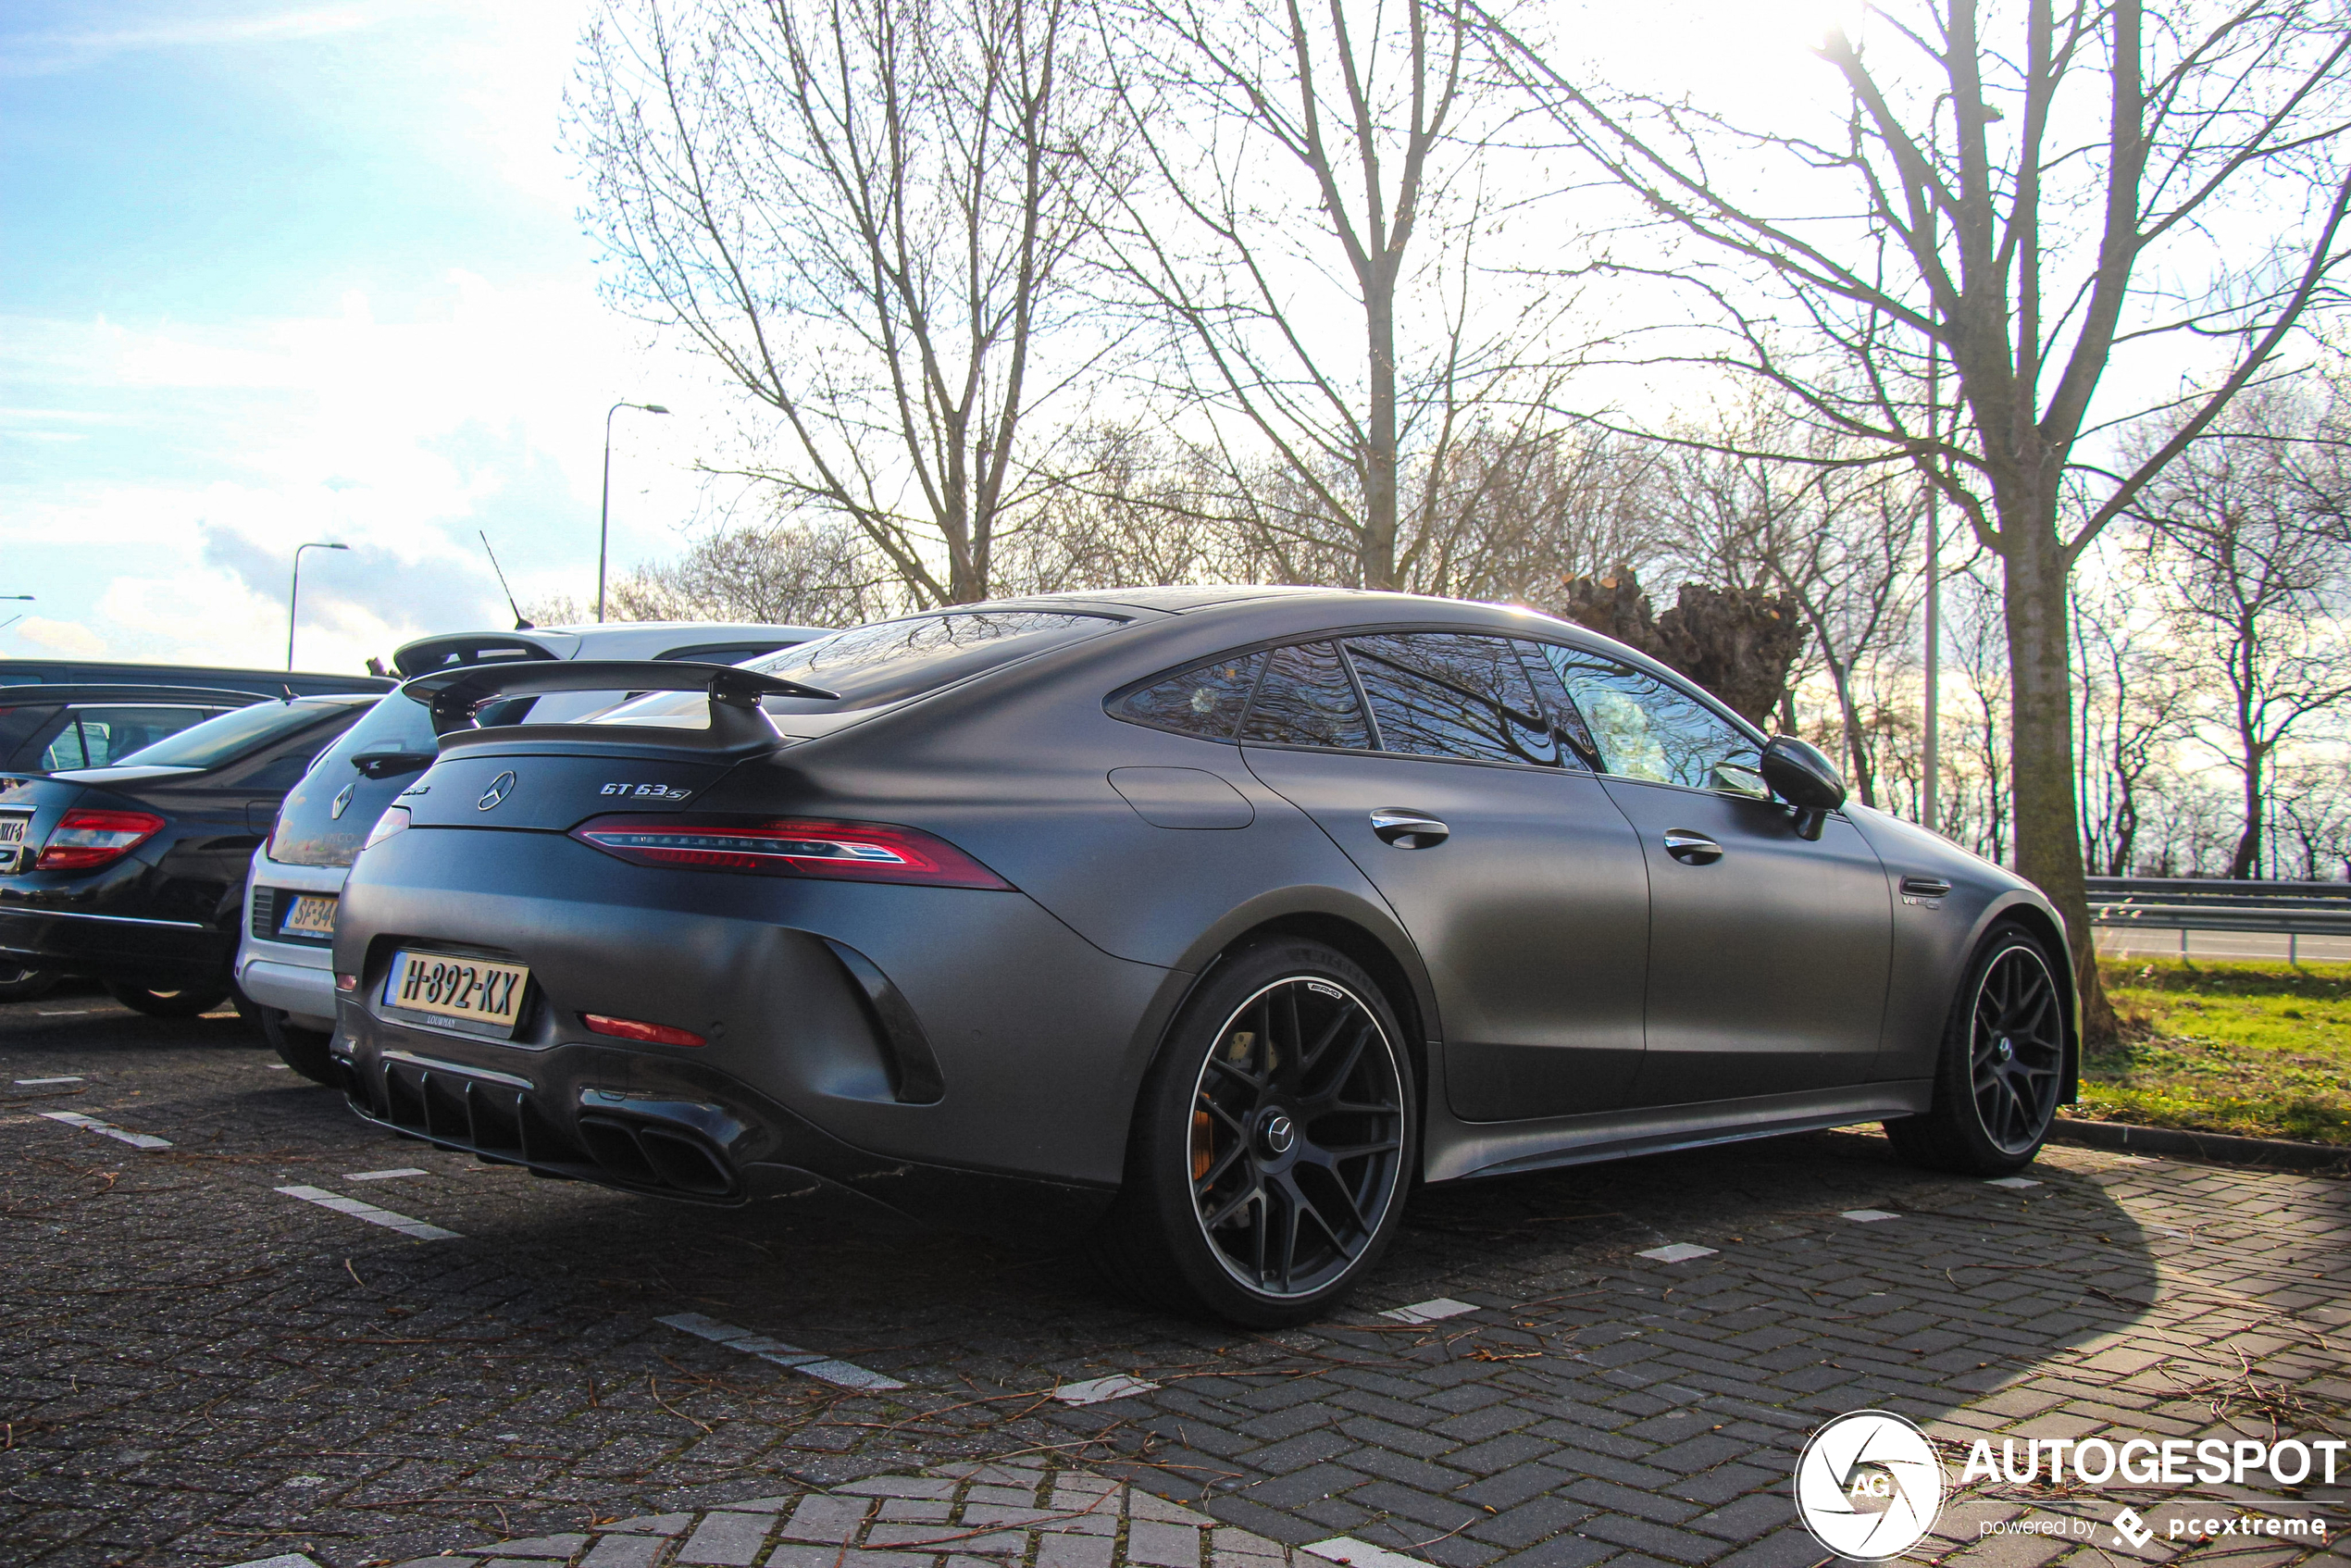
[236, 622, 828, 1075]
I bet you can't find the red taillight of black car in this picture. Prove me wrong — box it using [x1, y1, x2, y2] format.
[36, 809, 167, 871]
[569, 814, 1011, 890]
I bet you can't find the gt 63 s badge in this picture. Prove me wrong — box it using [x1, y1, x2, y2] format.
[599, 782, 692, 801]
[1794, 1410, 1946, 1561]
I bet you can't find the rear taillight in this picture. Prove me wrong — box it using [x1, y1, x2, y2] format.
[36, 809, 166, 871]
[360, 805, 409, 852]
[569, 815, 1011, 890]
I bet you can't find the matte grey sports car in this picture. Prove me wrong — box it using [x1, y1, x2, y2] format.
[329, 588, 2077, 1325]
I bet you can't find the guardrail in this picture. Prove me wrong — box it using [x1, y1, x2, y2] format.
[2084, 876, 2351, 960]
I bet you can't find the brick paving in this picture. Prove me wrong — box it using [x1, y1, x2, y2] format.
[0, 988, 2343, 1568]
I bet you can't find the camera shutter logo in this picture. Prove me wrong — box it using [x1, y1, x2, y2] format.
[1794, 1410, 1946, 1560]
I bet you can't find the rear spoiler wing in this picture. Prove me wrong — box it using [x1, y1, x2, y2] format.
[400, 660, 837, 749]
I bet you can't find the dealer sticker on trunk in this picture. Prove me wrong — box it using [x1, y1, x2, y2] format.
[384, 950, 529, 1035]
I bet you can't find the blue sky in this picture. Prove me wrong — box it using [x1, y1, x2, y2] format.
[0, 1, 714, 672]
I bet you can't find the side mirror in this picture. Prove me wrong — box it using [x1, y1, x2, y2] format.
[1761, 736, 1847, 841]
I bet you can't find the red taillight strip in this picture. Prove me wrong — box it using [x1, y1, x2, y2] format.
[36, 808, 168, 872]
[583, 1014, 706, 1047]
[568, 815, 1011, 890]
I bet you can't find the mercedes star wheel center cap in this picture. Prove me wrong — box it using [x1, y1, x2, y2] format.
[1261, 1113, 1296, 1157]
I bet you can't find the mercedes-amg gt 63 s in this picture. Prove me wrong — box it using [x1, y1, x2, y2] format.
[330, 589, 2077, 1325]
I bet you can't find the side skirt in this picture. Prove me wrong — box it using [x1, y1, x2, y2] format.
[1424, 1082, 1935, 1184]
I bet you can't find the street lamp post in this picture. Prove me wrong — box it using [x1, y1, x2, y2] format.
[288, 542, 349, 671]
[598, 400, 671, 623]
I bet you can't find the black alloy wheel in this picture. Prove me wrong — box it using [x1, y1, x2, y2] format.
[1968, 943, 2067, 1154]
[103, 980, 231, 1019]
[1885, 924, 2067, 1176]
[1094, 939, 1416, 1325]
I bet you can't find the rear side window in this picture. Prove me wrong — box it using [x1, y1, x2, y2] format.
[1239, 641, 1373, 750]
[1119, 653, 1266, 739]
[42, 705, 226, 771]
[1344, 634, 1565, 767]
[106, 700, 354, 770]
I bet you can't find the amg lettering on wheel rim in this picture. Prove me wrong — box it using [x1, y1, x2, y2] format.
[1969, 947, 2064, 1155]
[1187, 977, 1405, 1299]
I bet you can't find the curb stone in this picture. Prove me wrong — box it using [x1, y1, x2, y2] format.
[307, 1458, 1341, 1568]
[2050, 1115, 2350, 1172]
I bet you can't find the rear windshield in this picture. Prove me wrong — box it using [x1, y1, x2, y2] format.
[110, 699, 360, 769]
[595, 611, 1122, 726]
[325, 688, 443, 758]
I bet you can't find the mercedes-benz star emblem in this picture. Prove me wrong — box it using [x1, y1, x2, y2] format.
[477, 771, 517, 812]
[1263, 1114, 1296, 1155]
[330, 782, 356, 819]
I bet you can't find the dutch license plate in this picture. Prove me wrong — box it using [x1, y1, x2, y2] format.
[0, 815, 25, 873]
[384, 950, 530, 1033]
[280, 893, 338, 937]
[0, 817, 25, 845]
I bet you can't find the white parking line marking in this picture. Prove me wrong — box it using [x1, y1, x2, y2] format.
[275, 1185, 460, 1241]
[1636, 1242, 1718, 1263]
[267, 1064, 291, 1070]
[38, 1110, 171, 1150]
[1984, 1176, 2042, 1188]
[659, 1311, 906, 1391]
[34, 1010, 100, 1017]
[1306, 1537, 1427, 1568]
[1841, 1209, 1900, 1222]
[221, 1553, 326, 1568]
[343, 1167, 429, 1181]
[1381, 1297, 1479, 1325]
[15, 1076, 82, 1085]
[1054, 1374, 1159, 1405]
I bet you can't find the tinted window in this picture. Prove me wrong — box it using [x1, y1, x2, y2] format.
[106, 700, 359, 770]
[1240, 642, 1373, 750]
[1118, 652, 1267, 740]
[41, 706, 225, 771]
[269, 697, 443, 869]
[1514, 641, 1601, 765]
[1344, 633, 1562, 766]
[603, 612, 1120, 724]
[1536, 645, 1765, 794]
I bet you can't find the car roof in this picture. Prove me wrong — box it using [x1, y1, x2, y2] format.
[391, 621, 833, 678]
[0, 684, 272, 707]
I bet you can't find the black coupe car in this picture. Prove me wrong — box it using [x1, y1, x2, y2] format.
[329, 589, 2075, 1324]
[0, 694, 378, 1014]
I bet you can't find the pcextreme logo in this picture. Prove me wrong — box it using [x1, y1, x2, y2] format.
[1793, 1411, 1947, 1561]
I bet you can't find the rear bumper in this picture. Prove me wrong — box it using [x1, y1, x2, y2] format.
[0, 903, 230, 987]
[329, 1017, 1113, 1239]
[330, 825, 1180, 1232]
[238, 853, 342, 1027]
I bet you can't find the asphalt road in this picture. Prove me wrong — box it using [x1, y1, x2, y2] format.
[2, 988, 2345, 1568]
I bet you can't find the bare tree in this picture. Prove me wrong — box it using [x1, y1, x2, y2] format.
[1491, 0, 2351, 1033]
[573, 0, 1122, 607]
[610, 518, 895, 626]
[2128, 386, 2351, 877]
[1653, 399, 1924, 806]
[2071, 567, 2192, 877]
[1095, 0, 1567, 591]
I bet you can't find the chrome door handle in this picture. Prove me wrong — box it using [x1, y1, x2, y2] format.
[1663, 829, 1723, 865]
[1371, 809, 1449, 849]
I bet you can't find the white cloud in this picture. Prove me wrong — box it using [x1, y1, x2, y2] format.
[15, 617, 107, 655]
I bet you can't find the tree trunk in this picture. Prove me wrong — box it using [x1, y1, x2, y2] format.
[2003, 516, 2120, 1041]
[2228, 740, 2263, 878]
[1362, 280, 1399, 591]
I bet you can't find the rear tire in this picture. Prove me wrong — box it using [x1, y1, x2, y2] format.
[259, 1007, 338, 1085]
[1091, 938, 1416, 1327]
[0, 964, 60, 1003]
[104, 981, 231, 1018]
[1885, 923, 2068, 1176]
